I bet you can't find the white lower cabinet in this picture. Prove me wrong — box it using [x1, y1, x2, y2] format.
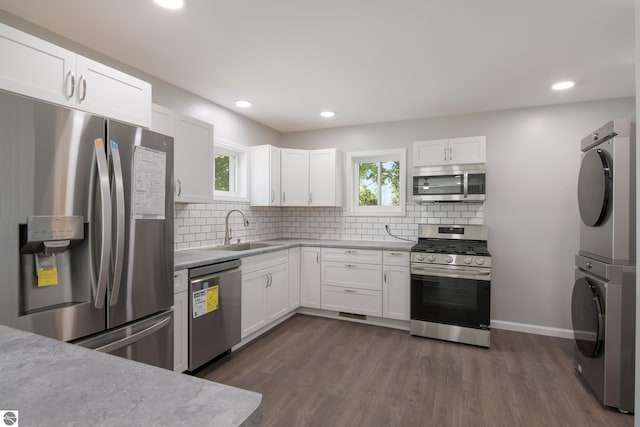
[241, 251, 289, 338]
[320, 248, 383, 316]
[382, 265, 410, 321]
[382, 250, 410, 321]
[288, 247, 301, 311]
[173, 270, 188, 373]
[300, 247, 321, 308]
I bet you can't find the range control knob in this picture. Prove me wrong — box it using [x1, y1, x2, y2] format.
[416, 255, 425, 261]
[464, 257, 472, 265]
[445, 255, 454, 263]
[476, 258, 485, 265]
[427, 255, 436, 262]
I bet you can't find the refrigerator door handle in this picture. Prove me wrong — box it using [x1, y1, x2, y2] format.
[108, 140, 126, 307]
[94, 316, 171, 353]
[89, 138, 112, 309]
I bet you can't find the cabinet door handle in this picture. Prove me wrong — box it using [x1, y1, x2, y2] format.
[443, 147, 447, 161]
[316, 252, 320, 263]
[309, 193, 312, 204]
[269, 273, 272, 287]
[449, 146, 452, 160]
[344, 289, 357, 293]
[176, 179, 182, 196]
[78, 75, 87, 101]
[345, 264, 357, 268]
[389, 252, 403, 256]
[65, 71, 75, 99]
[346, 250, 356, 254]
[282, 192, 286, 203]
[265, 274, 269, 288]
[384, 272, 387, 283]
[271, 191, 274, 203]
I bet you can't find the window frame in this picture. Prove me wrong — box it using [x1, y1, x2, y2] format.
[213, 137, 248, 202]
[345, 148, 406, 216]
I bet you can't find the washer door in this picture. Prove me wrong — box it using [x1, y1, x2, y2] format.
[577, 149, 612, 227]
[571, 277, 604, 358]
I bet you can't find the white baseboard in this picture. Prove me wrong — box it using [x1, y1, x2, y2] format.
[297, 307, 410, 331]
[491, 319, 574, 339]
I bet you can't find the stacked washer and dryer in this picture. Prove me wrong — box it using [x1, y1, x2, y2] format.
[572, 118, 635, 413]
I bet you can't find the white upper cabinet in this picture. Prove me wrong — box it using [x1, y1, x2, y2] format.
[151, 104, 214, 204]
[250, 145, 281, 206]
[413, 136, 486, 167]
[280, 148, 310, 206]
[0, 22, 151, 127]
[309, 149, 343, 207]
[75, 56, 151, 128]
[278, 147, 343, 207]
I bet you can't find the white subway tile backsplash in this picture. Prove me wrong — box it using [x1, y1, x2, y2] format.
[174, 201, 483, 250]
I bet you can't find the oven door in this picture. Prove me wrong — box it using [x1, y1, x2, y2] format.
[410, 265, 491, 329]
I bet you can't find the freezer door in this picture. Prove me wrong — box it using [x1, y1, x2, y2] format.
[74, 311, 173, 370]
[106, 121, 174, 328]
[0, 89, 106, 341]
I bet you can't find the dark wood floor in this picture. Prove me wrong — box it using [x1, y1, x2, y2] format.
[197, 315, 633, 427]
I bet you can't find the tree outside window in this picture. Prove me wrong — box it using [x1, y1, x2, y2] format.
[214, 153, 236, 193]
[358, 161, 400, 207]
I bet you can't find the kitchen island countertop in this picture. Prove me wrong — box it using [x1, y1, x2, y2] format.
[0, 325, 261, 426]
[175, 238, 415, 270]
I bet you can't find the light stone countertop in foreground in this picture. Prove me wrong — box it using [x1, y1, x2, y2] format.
[0, 325, 262, 427]
[175, 238, 416, 270]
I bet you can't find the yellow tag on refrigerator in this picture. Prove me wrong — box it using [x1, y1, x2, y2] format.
[206, 285, 219, 313]
[37, 268, 58, 287]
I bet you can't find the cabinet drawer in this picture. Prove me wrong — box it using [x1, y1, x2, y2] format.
[173, 269, 188, 294]
[242, 250, 288, 274]
[321, 261, 382, 291]
[321, 286, 382, 317]
[321, 247, 382, 264]
[383, 250, 410, 266]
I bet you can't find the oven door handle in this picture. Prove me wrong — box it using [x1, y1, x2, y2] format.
[411, 264, 491, 281]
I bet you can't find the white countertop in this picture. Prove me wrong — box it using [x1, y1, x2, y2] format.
[174, 238, 415, 270]
[0, 325, 262, 426]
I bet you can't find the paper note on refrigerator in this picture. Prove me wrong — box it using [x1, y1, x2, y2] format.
[132, 145, 166, 220]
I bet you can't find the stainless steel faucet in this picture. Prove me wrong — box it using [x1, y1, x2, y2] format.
[224, 209, 250, 245]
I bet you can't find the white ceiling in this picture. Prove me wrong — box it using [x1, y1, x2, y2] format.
[0, 0, 634, 132]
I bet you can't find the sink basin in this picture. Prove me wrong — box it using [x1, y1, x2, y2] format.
[214, 242, 277, 251]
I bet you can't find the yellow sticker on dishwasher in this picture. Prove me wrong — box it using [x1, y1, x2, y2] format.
[206, 285, 219, 313]
[37, 268, 59, 287]
[192, 285, 219, 318]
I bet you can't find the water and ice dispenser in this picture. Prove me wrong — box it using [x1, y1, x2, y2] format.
[19, 216, 88, 314]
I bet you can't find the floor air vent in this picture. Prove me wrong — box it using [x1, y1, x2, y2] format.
[339, 312, 366, 320]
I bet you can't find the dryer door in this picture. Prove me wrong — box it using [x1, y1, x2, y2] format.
[577, 149, 612, 227]
[571, 276, 604, 358]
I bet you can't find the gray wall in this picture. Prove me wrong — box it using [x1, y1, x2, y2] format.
[0, 10, 281, 147]
[282, 98, 635, 331]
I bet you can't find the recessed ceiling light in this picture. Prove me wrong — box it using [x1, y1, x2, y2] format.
[154, 0, 184, 10]
[552, 81, 575, 91]
[235, 100, 252, 108]
[320, 111, 335, 118]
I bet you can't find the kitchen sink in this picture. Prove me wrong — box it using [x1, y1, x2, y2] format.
[214, 242, 277, 251]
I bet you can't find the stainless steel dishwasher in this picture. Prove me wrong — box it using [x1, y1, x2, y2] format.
[188, 259, 241, 371]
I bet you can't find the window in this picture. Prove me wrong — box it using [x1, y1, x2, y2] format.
[213, 138, 248, 201]
[346, 149, 406, 215]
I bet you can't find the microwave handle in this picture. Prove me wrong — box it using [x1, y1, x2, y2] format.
[463, 172, 469, 198]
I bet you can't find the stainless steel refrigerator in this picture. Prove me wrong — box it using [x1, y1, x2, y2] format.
[0, 89, 174, 369]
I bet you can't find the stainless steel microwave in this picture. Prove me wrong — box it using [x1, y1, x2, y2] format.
[412, 165, 486, 202]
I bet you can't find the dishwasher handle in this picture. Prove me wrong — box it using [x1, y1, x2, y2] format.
[189, 259, 241, 279]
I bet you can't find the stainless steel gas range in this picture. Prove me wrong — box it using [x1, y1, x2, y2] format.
[410, 224, 491, 347]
